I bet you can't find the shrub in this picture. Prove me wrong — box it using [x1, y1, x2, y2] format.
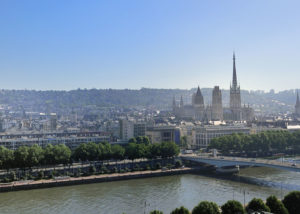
[89, 166, 96, 174]
[145, 164, 151, 170]
[2, 177, 10, 183]
[283, 191, 300, 214]
[37, 171, 44, 179]
[266, 195, 288, 214]
[9, 171, 17, 181]
[112, 167, 118, 173]
[175, 160, 182, 168]
[155, 162, 161, 169]
[166, 163, 173, 169]
[171, 206, 190, 214]
[192, 201, 220, 214]
[246, 198, 270, 213]
[221, 200, 245, 214]
[149, 210, 163, 214]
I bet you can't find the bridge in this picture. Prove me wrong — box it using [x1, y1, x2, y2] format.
[181, 155, 300, 172]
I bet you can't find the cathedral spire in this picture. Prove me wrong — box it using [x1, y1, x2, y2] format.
[232, 52, 237, 88]
[180, 95, 184, 107]
[196, 86, 202, 96]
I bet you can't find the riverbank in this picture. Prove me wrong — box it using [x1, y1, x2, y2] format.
[0, 167, 200, 193]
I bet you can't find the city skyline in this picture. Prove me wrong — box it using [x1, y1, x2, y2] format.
[1, 0, 300, 91]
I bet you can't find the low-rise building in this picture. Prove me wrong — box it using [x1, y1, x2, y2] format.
[192, 125, 250, 149]
[146, 125, 181, 145]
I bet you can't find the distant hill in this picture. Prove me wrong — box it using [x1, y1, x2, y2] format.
[0, 88, 298, 115]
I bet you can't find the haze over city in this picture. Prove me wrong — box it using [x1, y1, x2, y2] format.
[1, 0, 300, 91]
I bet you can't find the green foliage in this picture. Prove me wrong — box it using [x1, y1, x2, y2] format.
[27, 145, 44, 167]
[221, 200, 245, 214]
[283, 191, 300, 214]
[155, 162, 161, 169]
[0, 146, 14, 169]
[192, 201, 220, 214]
[246, 198, 270, 213]
[175, 160, 182, 168]
[9, 171, 17, 181]
[111, 144, 125, 160]
[266, 195, 289, 214]
[171, 206, 190, 214]
[14, 146, 30, 168]
[208, 130, 300, 156]
[149, 210, 163, 214]
[160, 142, 180, 158]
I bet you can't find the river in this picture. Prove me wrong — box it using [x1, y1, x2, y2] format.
[0, 167, 300, 214]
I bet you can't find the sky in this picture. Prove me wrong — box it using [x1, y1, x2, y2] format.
[0, 0, 300, 91]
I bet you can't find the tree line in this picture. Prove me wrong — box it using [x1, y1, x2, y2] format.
[0, 138, 179, 170]
[147, 191, 300, 214]
[209, 130, 300, 156]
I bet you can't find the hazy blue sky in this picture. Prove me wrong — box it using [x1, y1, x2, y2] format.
[0, 0, 299, 91]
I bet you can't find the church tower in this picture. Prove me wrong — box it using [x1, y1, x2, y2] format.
[295, 91, 300, 116]
[193, 86, 204, 108]
[230, 53, 242, 121]
[212, 86, 223, 121]
[193, 86, 205, 121]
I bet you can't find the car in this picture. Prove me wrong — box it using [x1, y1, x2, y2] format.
[291, 163, 297, 167]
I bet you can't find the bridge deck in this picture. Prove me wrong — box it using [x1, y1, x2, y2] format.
[181, 155, 300, 172]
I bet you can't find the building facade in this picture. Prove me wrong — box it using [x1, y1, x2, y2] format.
[192, 125, 250, 148]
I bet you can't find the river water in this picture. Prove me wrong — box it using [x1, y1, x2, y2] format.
[0, 167, 300, 214]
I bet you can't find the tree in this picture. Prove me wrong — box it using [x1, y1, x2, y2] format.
[73, 143, 89, 161]
[86, 142, 101, 161]
[52, 144, 71, 165]
[142, 136, 150, 145]
[192, 201, 220, 214]
[266, 195, 288, 214]
[111, 144, 125, 160]
[283, 191, 300, 214]
[43, 144, 56, 165]
[160, 142, 179, 158]
[149, 210, 163, 214]
[128, 137, 137, 144]
[171, 206, 190, 214]
[246, 198, 270, 213]
[0, 146, 14, 170]
[100, 142, 112, 160]
[221, 200, 245, 214]
[27, 144, 44, 168]
[126, 143, 139, 161]
[14, 146, 30, 168]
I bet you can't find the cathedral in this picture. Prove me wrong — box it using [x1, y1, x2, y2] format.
[172, 53, 254, 122]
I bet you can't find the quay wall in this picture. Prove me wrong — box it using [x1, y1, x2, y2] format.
[0, 167, 200, 193]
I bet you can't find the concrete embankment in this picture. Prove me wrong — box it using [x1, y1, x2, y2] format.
[0, 167, 200, 193]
